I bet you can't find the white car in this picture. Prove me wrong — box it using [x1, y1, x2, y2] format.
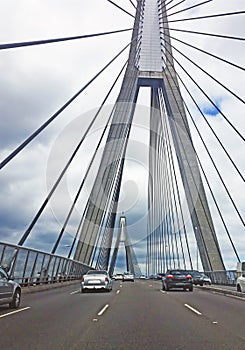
[113, 273, 124, 281]
[236, 273, 245, 292]
[123, 272, 134, 282]
[81, 270, 112, 293]
[200, 274, 212, 285]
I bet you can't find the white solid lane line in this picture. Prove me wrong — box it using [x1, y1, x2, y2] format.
[0, 306, 31, 318]
[184, 304, 202, 315]
[97, 304, 109, 316]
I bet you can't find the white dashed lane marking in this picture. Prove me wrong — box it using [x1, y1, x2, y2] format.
[98, 304, 109, 316]
[184, 304, 202, 315]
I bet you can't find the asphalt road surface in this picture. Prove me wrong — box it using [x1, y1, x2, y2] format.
[0, 280, 244, 349]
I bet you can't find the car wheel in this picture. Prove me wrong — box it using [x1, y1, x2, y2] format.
[237, 284, 241, 292]
[189, 286, 193, 292]
[9, 289, 21, 309]
[162, 283, 165, 291]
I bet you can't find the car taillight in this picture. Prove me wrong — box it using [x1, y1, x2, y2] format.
[105, 277, 109, 282]
[186, 274, 192, 279]
[81, 277, 84, 282]
[166, 274, 174, 279]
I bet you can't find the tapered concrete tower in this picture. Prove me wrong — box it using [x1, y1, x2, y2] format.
[74, 0, 225, 272]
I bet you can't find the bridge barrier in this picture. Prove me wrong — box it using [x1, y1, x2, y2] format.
[196, 285, 245, 299]
[0, 242, 92, 287]
[205, 270, 236, 286]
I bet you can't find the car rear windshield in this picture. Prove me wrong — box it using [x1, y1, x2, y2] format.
[169, 270, 189, 275]
[86, 270, 107, 275]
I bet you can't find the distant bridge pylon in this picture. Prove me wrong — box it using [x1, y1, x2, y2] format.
[108, 216, 142, 277]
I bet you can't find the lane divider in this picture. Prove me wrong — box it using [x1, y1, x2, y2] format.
[0, 306, 31, 318]
[97, 304, 109, 316]
[70, 289, 80, 295]
[184, 303, 202, 315]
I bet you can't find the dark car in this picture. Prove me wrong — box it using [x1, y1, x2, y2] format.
[162, 269, 193, 292]
[0, 266, 21, 308]
[156, 273, 165, 280]
[187, 270, 204, 286]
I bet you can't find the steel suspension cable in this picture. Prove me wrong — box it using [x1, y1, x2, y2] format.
[166, 27, 245, 42]
[162, 70, 214, 269]
[159, 87, 193, 268]
[75, 49, 140, 263]
[162, 54, 215, 258]
[155, 107, 166, 271]
[0, 41, 132, 171]
[18, 56, 130, 247]
[161, 41, 245, 226]
[148, 101, 157, 273]
[166, 0, 213, 18]
[158, 131, 167, 271]
[159, 35, 244, 182]
[95, 154, 126, 269]
[77, 14, 142, 259]
[160, 124, 174, 268]
[0, 28, 132, 51]
[164, 57, 244, 182]
[166, 0, 188, 13]
[176, 51, 244, 181]
[159, 0, 187, 14]
[163, 31, 244, 72]
[161, 129, 176, 268]
[165, 0, 175, 8]
[165, 67, 241, 261]
[162, 56, 242, 260]
[128, 0, 136, 10]
[107, 0, 135, 18]
[169, 41, 245, 104]
[161, 41, 244, 142]
[94, 123, 134, 268]
[164, 139, 178, 268]
[51, 61, 128, 255]
[161, 10, 245, 24]
[149, 93, 167, 272]
[164, 114, 183, 269]
[158, 89, 188, 268]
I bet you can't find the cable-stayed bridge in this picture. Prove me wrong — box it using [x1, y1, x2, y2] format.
[0, 0, 244, 282]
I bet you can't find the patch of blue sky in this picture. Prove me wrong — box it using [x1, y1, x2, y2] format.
[202, 99, 222, 116]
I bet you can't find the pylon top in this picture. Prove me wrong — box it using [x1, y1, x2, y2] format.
[137, 0, 164, 72]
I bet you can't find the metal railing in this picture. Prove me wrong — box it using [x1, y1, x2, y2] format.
[0, 242, 91, 287]
[205, 270, 237, 286]
[0, 241, 240, 288]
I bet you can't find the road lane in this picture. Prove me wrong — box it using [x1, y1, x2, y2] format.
[72, 280, 245, 349]
[156, 281, 245, 341]
[0, 282, 118, 349]
[0, 280, 244, 349]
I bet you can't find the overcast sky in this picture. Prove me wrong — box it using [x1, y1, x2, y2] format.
[0, 0, 244, 273]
